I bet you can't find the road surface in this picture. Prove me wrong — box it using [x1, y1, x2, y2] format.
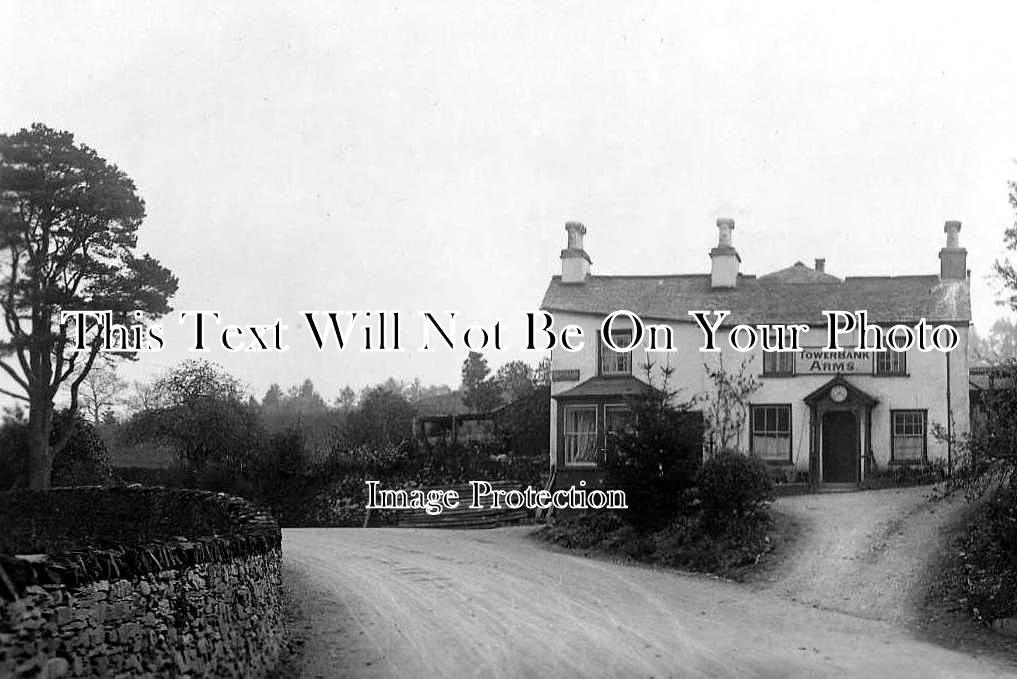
[283, 527, 1015, 678]
[757, 487, 965, 623]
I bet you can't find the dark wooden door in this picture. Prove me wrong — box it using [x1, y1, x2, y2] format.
[822, 411, 857, 483]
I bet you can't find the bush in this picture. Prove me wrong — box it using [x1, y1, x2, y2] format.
[537, 508, 773, 577]
[861, 460, 948, 489]
[952, 482, 1017, 624]
[540, 512, 626, 550]
[0, 411, 110, 489]
[696, 450, 774, 533]
[603, 368, 704, 532]
[653, 511, 773, 574]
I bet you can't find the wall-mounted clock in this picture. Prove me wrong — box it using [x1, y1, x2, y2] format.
[830, 385, 848, 403]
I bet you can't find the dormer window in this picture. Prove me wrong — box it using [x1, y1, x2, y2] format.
[599, 329, 632, 376]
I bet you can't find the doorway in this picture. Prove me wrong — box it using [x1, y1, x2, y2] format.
[822, 411, 858, 483]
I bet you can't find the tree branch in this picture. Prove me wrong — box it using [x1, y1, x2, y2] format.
[0, 359, 28, 391]
[50, 339, 101, 458]
[0, 386, 29, 402]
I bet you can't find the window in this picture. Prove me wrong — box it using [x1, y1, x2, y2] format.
[563, 405, 598, 466]
[604, 404, 634, 441]
[599, 329, 633, 376]
[762, 330, 795, 375]
[763, 351, 795, 375]
[891, 410, 926, 462]
[751, 404, 792, 462]
[875, 331, 908, 375]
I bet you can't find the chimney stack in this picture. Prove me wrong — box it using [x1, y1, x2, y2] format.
[561, 221, 591, 283]
[815, 258, 826, 273]
[939, 220, 967, 280]
[710, 218, 741, 288]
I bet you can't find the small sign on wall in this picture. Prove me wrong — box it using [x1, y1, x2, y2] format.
[552, 369, 580, 382]
[797, 348, 873, 375]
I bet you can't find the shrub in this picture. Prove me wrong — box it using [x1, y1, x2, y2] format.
[538, 508, 774, 576]
[603, 365, 704, 532]
[540, 512, 626, 550]
[0, 411, 110, 489]
[653, 511, 773, 574]
[861, 460, 948, 489]
[696, 450, 774, 533]
[953, 481, 1017, 624]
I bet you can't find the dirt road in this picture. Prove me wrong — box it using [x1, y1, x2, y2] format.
[756, 486, 965, 623]
[283, 527, 1014, 678]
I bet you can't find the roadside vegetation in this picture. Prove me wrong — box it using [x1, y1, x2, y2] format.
[923, 180, 1017, 637]
[0, 352, 550, 528]
[926, 357, 1017, 634]
[539, 362, 778, 579]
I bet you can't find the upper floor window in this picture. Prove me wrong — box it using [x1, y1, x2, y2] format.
[762, 329, 795, 375]
[875, 330, 908, 375]
[599, 329, 632, 376]
[891, 410, 926, 462]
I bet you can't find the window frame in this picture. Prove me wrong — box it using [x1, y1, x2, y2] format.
[598, 329, 633, 377]
[562, 404, 599, 468]
[761, 329, 796, 376]
[874, 330, 908, 376]
[890, 409, 927, 463]
[603, 403, 634, 443]
[749, 403, 793, 464]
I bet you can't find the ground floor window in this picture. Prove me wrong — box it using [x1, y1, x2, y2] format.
[604, 404, 634, 439]
[563, 405, 598, 466]
[751, 404, 792, 462]
[891, 409, 927, 461]
[559, 401, 703, 468]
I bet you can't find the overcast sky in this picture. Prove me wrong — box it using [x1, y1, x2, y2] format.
[2, 1, 1016, 404]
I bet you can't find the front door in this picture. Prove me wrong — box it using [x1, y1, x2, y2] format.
[822, 411, 858, 483]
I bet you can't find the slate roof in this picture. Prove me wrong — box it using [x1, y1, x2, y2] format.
[554, 375, 655, 400]
[541, 262, 970, 326]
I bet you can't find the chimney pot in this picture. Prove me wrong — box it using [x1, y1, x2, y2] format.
[944, 220, 961, 248]
[561, 221, 591, 283]
[939, 220, 967, 279]
[710, 217, 740, 288]
[815, 258, 826, 273]
[716, 218, 735, 247]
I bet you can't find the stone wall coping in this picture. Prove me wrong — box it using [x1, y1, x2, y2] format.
[0, 487, 280, 599]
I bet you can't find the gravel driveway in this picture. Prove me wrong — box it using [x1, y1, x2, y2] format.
[282, 524, 1014, 678]
[754, 486, 965, 623]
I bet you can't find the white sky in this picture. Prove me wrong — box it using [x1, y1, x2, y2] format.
[2, 1, 1016, 403]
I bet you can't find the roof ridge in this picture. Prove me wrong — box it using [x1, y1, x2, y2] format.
[557, 273, 759, 281]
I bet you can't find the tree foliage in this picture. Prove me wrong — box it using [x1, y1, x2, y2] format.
[494, 360, 536, 402]
[996, 181, 1017, 311]
[970, 318, 1017, 363]
[343, 385, 415, 447]
[604, 363, 704, 532]
[122, 360, 259, 471]
[460, 351, 501, 413]
[0, 123, 177, 488]
[335, 385, 357, 412]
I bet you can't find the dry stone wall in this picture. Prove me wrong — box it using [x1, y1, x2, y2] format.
[0, 487, 282, 678]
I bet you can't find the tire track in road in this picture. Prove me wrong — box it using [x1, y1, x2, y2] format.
[284, 527, 1015, 679]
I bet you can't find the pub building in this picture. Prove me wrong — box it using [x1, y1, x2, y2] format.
[540, 219, 970, 489]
